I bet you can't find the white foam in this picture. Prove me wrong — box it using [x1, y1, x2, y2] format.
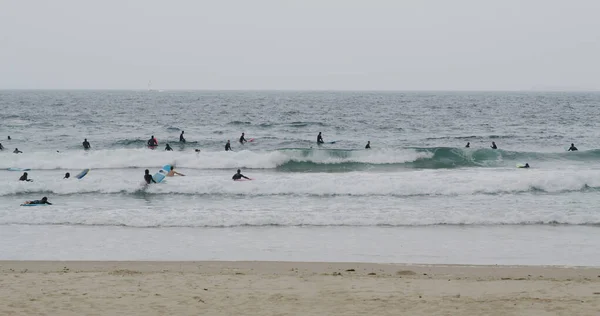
[0, 148, 431, 170]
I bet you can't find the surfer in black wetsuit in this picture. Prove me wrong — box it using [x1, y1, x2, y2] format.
[317, 132, 324, 145]
[232, 169, 250, 180]
[0, 143, 4, 150]
[225, 140, 232, 151]
[239, 133, 247, 145]
[144, 169, 156, 184]
[568, 143, 578, 151]
[518, 163, 530, 168]
[8, 136, 11, 140]
[64, 172, 70, 179]
[490, 142, 497, 149]
[165, 143, 173, 151]
[365, 141, 371, 149]
[13, 148, 22, 154]
[24, 197, 52, 205]
[180, 131, 186, 143]
[19, 172, 33, 182]
[465, 142, 470, 148]
[147, 136, 158, 147]
[82, 139, 91, 150]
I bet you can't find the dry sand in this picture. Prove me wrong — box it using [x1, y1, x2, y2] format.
[1, 261, 599, 315]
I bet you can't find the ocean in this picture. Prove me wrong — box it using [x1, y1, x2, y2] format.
[1, 90, 599, 265]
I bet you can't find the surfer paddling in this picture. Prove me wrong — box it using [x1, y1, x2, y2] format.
[232, 169, 250, 181]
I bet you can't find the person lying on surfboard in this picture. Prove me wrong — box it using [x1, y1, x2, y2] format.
[518, 163, 530, 168]
[232, 169, 250, 181]
[239, 133, 247, 145]
[167, 166, 185, 177]
[23, 197, 52, 205]
[13, 148, 23, 154]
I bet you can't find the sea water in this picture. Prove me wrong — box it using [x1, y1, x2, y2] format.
[1, 90, 599, 265]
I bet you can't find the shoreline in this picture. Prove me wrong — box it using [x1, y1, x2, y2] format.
[2, 261, 599, 315]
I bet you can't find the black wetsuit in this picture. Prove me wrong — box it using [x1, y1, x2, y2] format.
[239, 135, 246, 144]
[19, 174, 32, 182]
[180, 133, 186, 143]
[144, 174, 156, 184]
[232, 173, 249, 180]
[225, 143, 232, 151]
[317, 134, 324, 144]
[148, 138, 157, 147]
[491, 144, 497, 149]
[365, 143, 370, 149]
[568, 146, 578, 151]
[83, 141, 90, 150]
[28, 200, 52, 205]
[0, 143, 4, 150]
[165, 144, 173, 151]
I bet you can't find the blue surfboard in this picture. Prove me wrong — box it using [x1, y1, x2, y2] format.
[7, 168, 31, 171]
[20, 204, 48, 207]
[75, 169, 90, 179]
[152, 165, 172, 183]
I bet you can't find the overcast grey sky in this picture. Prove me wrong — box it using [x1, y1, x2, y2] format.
[1, 0, 599, 90]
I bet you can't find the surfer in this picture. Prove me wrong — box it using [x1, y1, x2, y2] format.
[144, 169, 156, 184]
[365, 141, 371, 149]
[317, 132, 324, 145]
[568, 143, 578, 151]
[225, 140, 232, 151]
[465, 142, 470, 148]
[490, 142, 497, 149]
[13, 148, 22, 154]
[23, 197, 52, 205]
[0, 143, 4, 150]
[239, 133, 247, 145]
[167, 166, 185, 177]
[147, 136, 158, 147]
[232, 169, 250, 181]
[64, 172, 70, 179]
[518, 163, 530, 168]
[195, 149, 201, 153]
[165, 143, 173, 151]
[19, 172, 33, 182]
[180, 131, 186, 143]
[82, 139, 91, 150]
[8, 136, 11, 140]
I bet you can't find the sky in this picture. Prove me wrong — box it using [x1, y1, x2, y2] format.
[0, 0, 599, 90]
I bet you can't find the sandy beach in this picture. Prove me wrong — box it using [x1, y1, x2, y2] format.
[0, 261, 598, 315]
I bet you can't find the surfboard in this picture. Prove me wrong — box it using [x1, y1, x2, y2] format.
[75, 169, 90, 179]
[20, 203, 48, 207]
[327, 141, 337, 144]
[248, 138, 255, 142]
[234, 178, 254, 181]
[152, 165, 172, 183]
[516, 164, 529, 168]
[7, 168, 30, 171]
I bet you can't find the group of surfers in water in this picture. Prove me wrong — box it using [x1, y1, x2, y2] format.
[143, 166, 250, 185]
